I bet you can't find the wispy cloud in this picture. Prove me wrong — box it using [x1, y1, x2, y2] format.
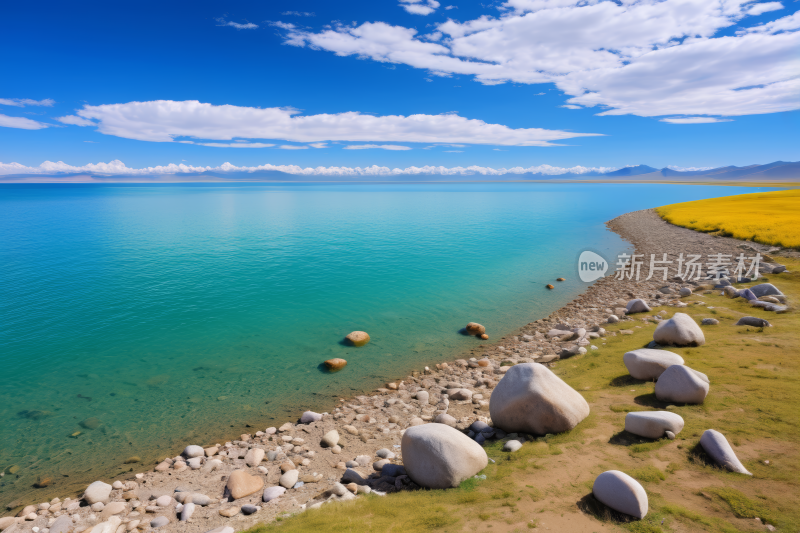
[399, 0, 440, 16]
[279, 145, 309, 149]
[343, 144, 412, 150]
[56, 100, 602, 147]
[282, 11, 315, 17]
[216, 17, 258, 30]
[0, 98, 55, 107]
[0, 114, 52, 130]
[309, 142, 328, 148]
[660, 117, 733, 124]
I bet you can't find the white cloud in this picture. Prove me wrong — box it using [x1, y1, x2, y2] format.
[444, 5, 457, 9]
[278, 0, 800, 118]
[309, 142, 328, 148]
[0, 98, 55, 107]
[216, 17, 258, 29]
[660, 117, 733, 124]
[0, 159, 625, 177]
[56, 115, 96, 126]
[343, 144, 412, 150]
[59, 100, 600, 146]
[747, 2, 783, 16]
[561, 104, 582, 109]
[0, 114, 52, 130]
[400, 0, 440, 15]
[194, 142, 276, 147]
[282, 11, 315, 16]
[667, 165, 716, 171]
[279, 145, 309, 149]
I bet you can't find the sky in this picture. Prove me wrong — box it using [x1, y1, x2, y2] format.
[1, 0, 799, 177]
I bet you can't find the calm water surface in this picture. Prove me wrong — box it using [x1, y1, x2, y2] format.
[0, 182, 770, 505]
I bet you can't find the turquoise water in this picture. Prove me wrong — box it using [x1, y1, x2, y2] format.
[0, 183, 770, 505]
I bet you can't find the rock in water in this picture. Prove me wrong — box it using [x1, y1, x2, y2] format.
[324, 358, 347, 371]
[401, 424, 488, 489]
[300, 411, 323, 423]
[654, 365, 709, 404]
[592, 471, 648, 519]
[244, 448, 265, 467]
[465, 322, 486, 336]
[735, 317, 771, 328]
[652, 313, 705, 346]
[748, 283, 782, 298]
[263, 486, 286, 502]
[489, 363, 590, 434]
[546, 284, 554, 289]
[700, 430, 752, 475]
[226, 470, 264, 499]
[625, 411, 684, 439]
[623, 349, 684, 380]
[625, 299, 651, 314]
[83, 481, 112, 504]
[345, 331, 370, 347]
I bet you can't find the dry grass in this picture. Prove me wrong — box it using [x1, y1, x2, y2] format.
[656, 188, 800, 249]
[244, 258, 800, 533]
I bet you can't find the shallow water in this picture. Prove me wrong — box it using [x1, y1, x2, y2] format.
[0, 182, 771, 505]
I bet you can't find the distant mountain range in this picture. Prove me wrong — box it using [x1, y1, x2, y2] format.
[2, 161, 799, 183]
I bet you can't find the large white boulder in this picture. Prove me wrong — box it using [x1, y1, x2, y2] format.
[626, 299, 651, 314]
[592, 471, 648, 519]
[401, 423, 488, 489]
[700, 429, 752, 475]
[625, 411, 684, 439]
[653, 313, 705, 346]
[623, 349, 684, 380]
[654, 365, 709, 404]
[83, 481, 113, 504]
[489, 363, 590, 434]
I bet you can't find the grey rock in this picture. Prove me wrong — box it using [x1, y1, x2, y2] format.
[700, 429, 752, 475]
[739, 288, 757, 301]
[376, 448, 395, 459]
[653, 312, 705, 346]
[415, 391, 430, 404]
[300, 411, 323, 424]
[262, 486, 286, 502]
[191, 494, 211, 506]
[401, 424, 488, 489]
[626, 299, 651, 313]
[156, 495, 173, 507]
[150, 516, 169, 528]
[203, 528, 234, 533]
[623, 349, 684, 380]
[434, 413, 457, 427]
[679, 287, 692, 297]
[183, 445, 204, 458]
[749, 283, 782, 297]
[489, 363, 590, 434]
[448, 389, 473, 401]
[187, 456, 203, 469]
[592, 471, 648, 519]
[735, 316, 771, 327]
[241, 504, 259, 515]
[469, 421, 490, 433]
[381, 464, 406, 477]
[625, 411, 684, 439]
[654, 365, 710, 404]
[373, 459, 390, 471]
[49, 515, 72, 533]
[341, 469, 366, 485]
[665, 431, 676, 440]
[701, 318, 719, 325]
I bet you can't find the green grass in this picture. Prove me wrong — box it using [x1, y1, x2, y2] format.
[242, 257, 800, 533]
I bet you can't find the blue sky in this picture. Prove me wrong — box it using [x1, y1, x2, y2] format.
[1, 0, 798, 176]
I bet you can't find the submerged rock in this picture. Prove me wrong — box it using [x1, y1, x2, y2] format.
[465, 322, 486, 336]
[345, 331, 370, 347]
[324, 358, 347, 371]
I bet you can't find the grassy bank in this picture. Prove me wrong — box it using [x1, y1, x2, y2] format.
[656, 189, 800, 249]
[241, 257, 799, 533]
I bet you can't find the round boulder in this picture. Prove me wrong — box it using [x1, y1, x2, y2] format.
[654, 365, 709, 404]
[679, 287, 692, 297]
[625, 411, 684, 439]
[345, 331, 370, 347]
[401, 424, 488, 489]
[653, 313, 705, 347]
[623, 349, 684, 380]
[735, 317, 771, 328]
[324, 358, 347, 371]
[625, 299, 651, 314]
[699, 429, 752, 475]
[183, 445, 204, 458]
[592, 471, 648, 519]
[83, 481, 112, 505]
[489, 363, 590, 434]
[701, 318, 719, 325]
[465, 322, 486, 336]
[748, 283, 782, 298]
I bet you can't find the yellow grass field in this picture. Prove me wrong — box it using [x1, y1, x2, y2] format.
[656, 189, 800, 249]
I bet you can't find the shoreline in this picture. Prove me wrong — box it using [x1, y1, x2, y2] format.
[1, 208, 788, 533]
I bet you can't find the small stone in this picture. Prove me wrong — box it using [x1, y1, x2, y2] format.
[300, 411, 323, 424]
[183, 445, 204, 458]
[625, 411, 684, 439]
[321, 430, 339, 448]
[345, 483, 358, 494]
[244, 448, 265, 467]
[83, 481, 112, 504]
[465, 322, 486, 336]
[373, 459, 389, 471]
[503, 440, 522, 452]
[218, 507, 240, 518]
[480, 334, 489, 340]
[180, 502, 195, 521]
[701, 318, 719, 325]
[241, 504, 259, 515]
[279, 470, 299, 489]
[226, 470, 265, 499]
[735, 316, 771, 328]
[376, 448, 395, 459]
[700, 429, 752, 475]
[156, 496, 172, 507]
[150, 516, 169, 528]
[665, 431, 676, 440]
[263, 486, 286, 502]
